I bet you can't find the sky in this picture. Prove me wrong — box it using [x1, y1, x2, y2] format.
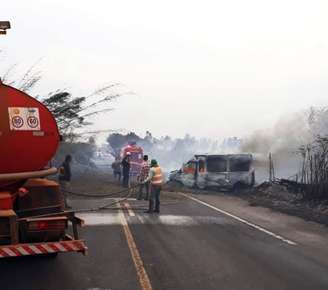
[1, 0, 328, 142]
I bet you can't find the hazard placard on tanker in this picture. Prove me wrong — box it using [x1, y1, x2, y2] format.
[8, 107, 41, 131]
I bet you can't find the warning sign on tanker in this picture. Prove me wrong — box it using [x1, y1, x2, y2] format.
[8, 107, 41, 131]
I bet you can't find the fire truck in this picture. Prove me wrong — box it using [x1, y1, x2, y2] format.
[0, 81, 87, 258]
[121, 142, 144, 177]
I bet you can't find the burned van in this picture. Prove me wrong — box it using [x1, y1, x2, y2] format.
[169, 154, 255, 191]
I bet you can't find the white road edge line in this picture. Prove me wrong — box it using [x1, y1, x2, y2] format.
[182, 193, 297, 246]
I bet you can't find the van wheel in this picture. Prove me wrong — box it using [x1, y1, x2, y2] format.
[166, 180, 183, 190]
[196, 183, 206, 190]
[250, 172, 255, 186]
[233, 183, 244, 193]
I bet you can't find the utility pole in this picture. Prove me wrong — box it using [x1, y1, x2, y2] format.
[0, 21, 11, 35]
[0, 21, 10, 83]
[269, 152, 275, 182]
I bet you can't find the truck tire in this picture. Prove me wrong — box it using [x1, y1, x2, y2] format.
[196, 182, 206, 190]
[233, 182, 244, 193]
[45, 253, 58, 259]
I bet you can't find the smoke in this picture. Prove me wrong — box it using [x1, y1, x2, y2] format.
[107, 132, 243, 173]
[58, 106, 328, 184]
[242, 112, 309, 154]
[103, 106, 328, 182]
[241, 107, 328, 181]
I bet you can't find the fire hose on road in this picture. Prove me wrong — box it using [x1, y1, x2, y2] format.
[18, 181, 181, 221]
[21, 183, 180, 220]
[20, 185, 138, 220]
[63, 185, 180, 211]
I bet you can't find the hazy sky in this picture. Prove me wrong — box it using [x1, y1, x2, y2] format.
[1, 0, 328, 141]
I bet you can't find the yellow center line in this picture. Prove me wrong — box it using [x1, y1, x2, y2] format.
[124, 202, 136, 217]
[118, 201, 153, 290]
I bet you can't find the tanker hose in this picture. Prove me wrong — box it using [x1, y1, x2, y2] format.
[0, 167, 58, 181]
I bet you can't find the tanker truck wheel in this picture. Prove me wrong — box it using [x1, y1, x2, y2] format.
[37, 252, 58, 260]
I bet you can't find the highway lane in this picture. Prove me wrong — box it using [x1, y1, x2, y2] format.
[0, 192, 328, 290]
[0, 224, 140, 290]
[127, 196, 328, 290]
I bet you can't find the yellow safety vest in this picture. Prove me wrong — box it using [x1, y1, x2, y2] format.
[151, 166, 163, 186]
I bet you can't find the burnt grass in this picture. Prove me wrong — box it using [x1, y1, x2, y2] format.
[242, 182, 328, 226]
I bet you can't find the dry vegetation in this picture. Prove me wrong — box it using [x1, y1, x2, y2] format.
[299, 136, 328, 200]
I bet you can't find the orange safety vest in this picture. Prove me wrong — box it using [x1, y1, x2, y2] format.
[151, 166, 163, 186]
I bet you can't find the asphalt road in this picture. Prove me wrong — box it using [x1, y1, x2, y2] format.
[1, 191, 328, 290]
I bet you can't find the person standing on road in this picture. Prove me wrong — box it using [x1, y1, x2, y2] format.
[112, 158, 122, 182]
[121, 152, 131, 188]
[59, 154, 72, 209]
[137, 155, 150, 200]
[144, 159, 163, 213]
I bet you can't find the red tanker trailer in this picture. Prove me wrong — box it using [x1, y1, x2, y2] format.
[0, 80, 87, 258]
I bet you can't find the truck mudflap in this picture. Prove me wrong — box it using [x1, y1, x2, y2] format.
[0, 240, 87, 258]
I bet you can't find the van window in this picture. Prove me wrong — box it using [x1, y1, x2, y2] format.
[183, 161, 196, 174]
[198, 159, 206, 172]
[207, 157, 227, 172]
[229, 156, 251, 172]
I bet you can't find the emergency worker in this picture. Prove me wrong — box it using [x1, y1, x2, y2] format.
[144, 159, 163, 213]
[121, 152, 131, 188]
[112, 158, 122, 181]
[59, 154, 72, 209]
[137, 155, 150, 200]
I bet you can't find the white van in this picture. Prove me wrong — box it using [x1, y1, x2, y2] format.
[169, 154, 255, 191]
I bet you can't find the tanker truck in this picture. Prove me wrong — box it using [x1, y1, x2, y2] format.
[0, 80, 87, 258]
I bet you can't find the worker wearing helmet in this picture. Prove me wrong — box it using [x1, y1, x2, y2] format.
[143, 159, 163, 213]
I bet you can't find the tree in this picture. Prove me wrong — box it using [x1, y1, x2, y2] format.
[42, 84, 121, 140]
[1, 61, 42, 93]
[107, 132, 144, 157]
[1, 60, 123, 141]
[298, 136, 328, 199]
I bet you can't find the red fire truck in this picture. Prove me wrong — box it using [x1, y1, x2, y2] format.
[121, 142, 144, 176]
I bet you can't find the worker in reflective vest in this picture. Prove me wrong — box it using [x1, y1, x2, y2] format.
[143, 159, 163, 213]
